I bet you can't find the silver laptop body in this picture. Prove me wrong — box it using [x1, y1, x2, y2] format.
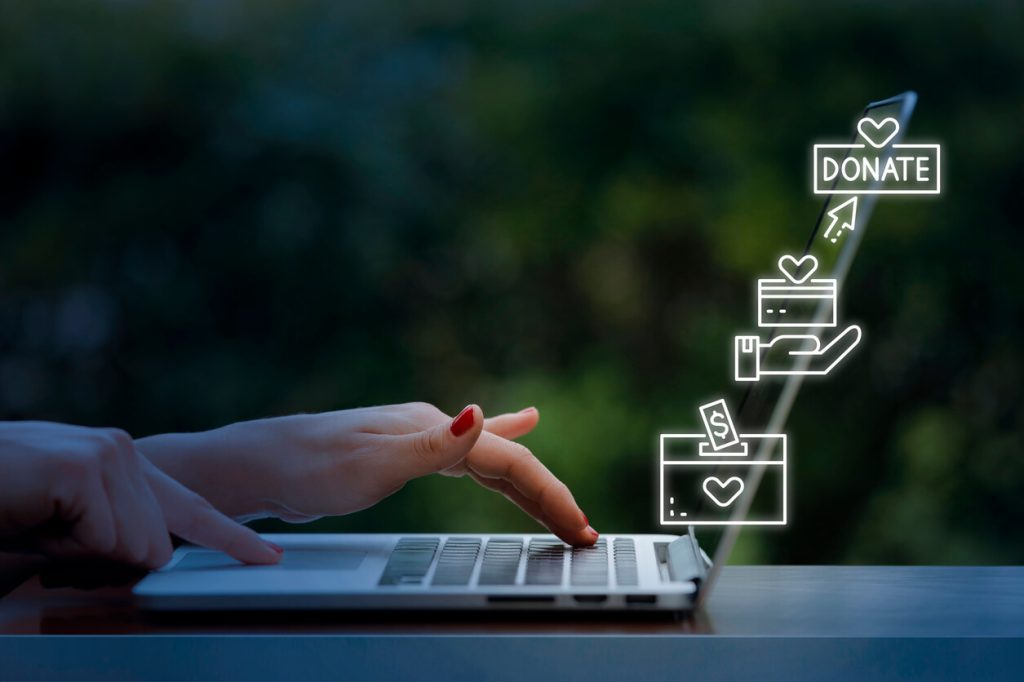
[135, 92, 916, 612]
[135, 533, 704, 611]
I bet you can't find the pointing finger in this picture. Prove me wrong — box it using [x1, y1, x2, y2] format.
[464, 431, 590, 538]
[140, 457, 282, 565]
[467, 470, 597, 546]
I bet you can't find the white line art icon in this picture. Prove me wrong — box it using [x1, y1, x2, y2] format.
[734, 254, 861, 382]
[702, 476, 744, 507]
[660, 400, 786, 526]
[813, 115, 941, 195]
[758, 254, 836, 328]
[857, 117, 900, 148]
[823, 196, 858, 244]
[698, 398, 742, 453]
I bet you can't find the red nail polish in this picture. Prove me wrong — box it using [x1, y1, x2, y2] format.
[583, 513, 589, 526]
[450, 406, 475, 437]
[267, 542, 284, 554]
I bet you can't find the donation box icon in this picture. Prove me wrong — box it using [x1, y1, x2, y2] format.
[659, 433, 787, 526]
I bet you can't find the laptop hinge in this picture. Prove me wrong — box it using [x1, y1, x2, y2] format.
[666, 527, 710, 584]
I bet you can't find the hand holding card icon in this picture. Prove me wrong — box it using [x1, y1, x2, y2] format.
[736, 325, 862, 381]
[734, 254, 862, 382]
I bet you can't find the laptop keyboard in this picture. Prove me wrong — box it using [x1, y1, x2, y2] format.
[380, 536, 637, 588]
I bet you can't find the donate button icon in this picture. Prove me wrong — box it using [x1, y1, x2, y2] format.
[813, 115, 941, 195]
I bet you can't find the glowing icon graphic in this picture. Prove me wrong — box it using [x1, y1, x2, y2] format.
[856, 117, 900, 148]
[660, 399, 786, 526]
[734, 254, 861, 382]
[651, 96, 941, 529]
[813, 115, 941, 195]
[823, 196, 858, 244]
[698, 398, 743, 454]
[702, 476, 744, 508]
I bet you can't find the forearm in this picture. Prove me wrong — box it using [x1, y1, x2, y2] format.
[136, 420, 285, 521]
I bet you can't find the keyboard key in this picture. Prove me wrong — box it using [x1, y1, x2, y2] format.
[571, 538, 608, 587]
[525, 539, 565, 586]
[378, 538, 439, 586]
[431, 538, 481, 586]
[478, 538, 524, 586]
[613, 538, 639, 586]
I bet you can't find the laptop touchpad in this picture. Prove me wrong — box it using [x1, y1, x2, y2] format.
[170, 550, 366, 572]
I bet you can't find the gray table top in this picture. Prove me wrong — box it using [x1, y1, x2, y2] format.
[707, 565, 1024, 636]
[3, 565, 1024, 680]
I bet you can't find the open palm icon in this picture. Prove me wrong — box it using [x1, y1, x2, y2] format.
[734, 324, 862, 382]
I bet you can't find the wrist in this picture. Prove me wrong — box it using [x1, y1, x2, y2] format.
[137, 422, 280, 521]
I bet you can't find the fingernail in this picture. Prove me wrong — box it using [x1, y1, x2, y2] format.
[586, 526, 599, 540]
[266, 541, 284, 555]
[518, 406, 537, 414]
[450, 405, 475, 437]
[583, 513, 589, 526]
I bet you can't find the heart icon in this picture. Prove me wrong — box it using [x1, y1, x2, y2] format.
[702, 476, 744, 508]
[777, 254, 818, 284]
[856, 116, 900, 149]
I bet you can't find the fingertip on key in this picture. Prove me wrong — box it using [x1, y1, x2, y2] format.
[567, 525, 599, 547]
[249, 540, 284, 565]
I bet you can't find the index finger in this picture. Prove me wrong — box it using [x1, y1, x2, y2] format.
[465, 431, 596, 545]
[140, 458, 282, 565]
[483, 407, 539, 441]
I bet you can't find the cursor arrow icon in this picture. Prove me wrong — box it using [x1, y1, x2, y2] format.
[823, 196, 858, 244]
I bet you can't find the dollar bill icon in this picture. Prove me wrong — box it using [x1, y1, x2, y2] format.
[698, 398, 740, 451]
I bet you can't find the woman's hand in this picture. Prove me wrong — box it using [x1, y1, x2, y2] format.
[140, 404, 599, 546]
[0, 422, 283, 569]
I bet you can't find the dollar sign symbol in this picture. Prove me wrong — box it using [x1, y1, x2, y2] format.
[709, 411, 729, 439]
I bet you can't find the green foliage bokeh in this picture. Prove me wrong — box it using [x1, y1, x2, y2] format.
[1, 0, 1022, 564]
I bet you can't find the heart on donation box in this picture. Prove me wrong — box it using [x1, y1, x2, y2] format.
[702, 476, 744, 508]
[857, 116, 900, 149]
[777, 254, 818, 284]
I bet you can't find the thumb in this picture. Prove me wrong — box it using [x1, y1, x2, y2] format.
[400, 404, 483, 478]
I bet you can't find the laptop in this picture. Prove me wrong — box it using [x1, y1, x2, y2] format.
[134, 92, 917, 612]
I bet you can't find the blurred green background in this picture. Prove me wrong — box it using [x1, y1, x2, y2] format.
[1, 0, 1022, 564]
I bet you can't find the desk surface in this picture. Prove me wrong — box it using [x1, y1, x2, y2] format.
[3, 566, 1024, 680]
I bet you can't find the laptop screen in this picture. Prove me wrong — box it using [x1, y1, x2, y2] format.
[697, 92, 919, 600]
